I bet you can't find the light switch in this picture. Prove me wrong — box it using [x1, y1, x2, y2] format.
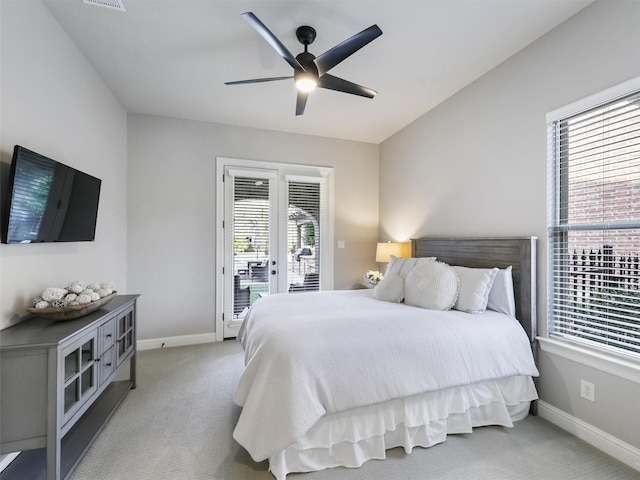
[337, 240, 345, 249]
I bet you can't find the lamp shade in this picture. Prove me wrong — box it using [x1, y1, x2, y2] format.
[376, 242, 406, 263]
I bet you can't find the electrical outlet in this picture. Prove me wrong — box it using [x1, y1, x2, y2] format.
[580, 379, 595, 402]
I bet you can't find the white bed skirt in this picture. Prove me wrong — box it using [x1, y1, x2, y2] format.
[268, 375, 538, 480]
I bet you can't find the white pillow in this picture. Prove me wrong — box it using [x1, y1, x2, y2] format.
[404, 262, 459, 311]
[487, 266, 516, 316]
[385, 255, 437, 279]
[452, 266, 499, 314]
[373, 273, 404, 303]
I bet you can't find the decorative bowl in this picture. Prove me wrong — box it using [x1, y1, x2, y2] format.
[27, 292, 117, 321]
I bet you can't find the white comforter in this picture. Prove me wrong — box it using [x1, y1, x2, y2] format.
[233, 289, 539, 462]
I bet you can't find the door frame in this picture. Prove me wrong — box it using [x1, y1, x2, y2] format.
[215, 157, 334, 341]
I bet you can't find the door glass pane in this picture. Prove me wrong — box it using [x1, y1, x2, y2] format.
[81, 339, 93, 367]
[64, 380, 78, 412]
[233, 176, 270, 318]
[288, 181, 320, 293]
[81, 366, 94, 395]
[119, 314, 127, 336]
[64, 350, 79, 381]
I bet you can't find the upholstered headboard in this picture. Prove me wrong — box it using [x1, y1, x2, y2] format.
[412, 237, 537, 343]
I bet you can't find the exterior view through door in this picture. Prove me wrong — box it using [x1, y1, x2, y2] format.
[216, 158, 333, 339]
[231, 175, 274, 320]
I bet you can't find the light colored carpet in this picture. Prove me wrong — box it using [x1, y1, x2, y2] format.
[70, 341, 638, 480]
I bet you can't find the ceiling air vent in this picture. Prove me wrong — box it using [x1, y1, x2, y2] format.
[82, 0, 126, 12]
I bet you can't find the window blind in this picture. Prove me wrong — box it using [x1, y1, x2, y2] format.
[287, 180, 321, 292]
[548, 90, 640, 356]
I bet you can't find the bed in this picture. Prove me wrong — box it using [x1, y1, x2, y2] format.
[233, 237, 539, 479]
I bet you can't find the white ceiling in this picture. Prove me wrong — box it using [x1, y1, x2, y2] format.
[43, 0, 593, 144]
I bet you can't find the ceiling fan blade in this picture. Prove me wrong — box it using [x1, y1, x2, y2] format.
[296, 91, 309, 116]
[314, 25, 382, 76]
[242, 12, 305, 72]
[317, 74, 377, 98]
[225, 76, 292, 85]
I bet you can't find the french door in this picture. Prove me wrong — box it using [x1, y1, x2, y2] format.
[216, 158, 333, 339]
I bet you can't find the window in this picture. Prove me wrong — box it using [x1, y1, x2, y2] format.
[547, 85, 640, 357]
[287, 179, 323, 293]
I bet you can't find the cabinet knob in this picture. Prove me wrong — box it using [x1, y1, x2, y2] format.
[94, 358, 100, 362]
[106, 334, 112, 338]
[106, 363, 112, 367]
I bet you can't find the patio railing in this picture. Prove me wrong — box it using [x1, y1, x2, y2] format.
[562, 245, 640, 354]
[571, 245, 639, 291]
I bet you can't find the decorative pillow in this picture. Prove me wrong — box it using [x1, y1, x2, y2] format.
[452, 266, 499, 314]
[385, 255, 437, 279]
[404, 262, 459, 310]
[487, 266, 516, 316]
[373, 273, 404, 303]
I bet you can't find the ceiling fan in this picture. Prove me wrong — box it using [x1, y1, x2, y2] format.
[226, 12, 383, 116]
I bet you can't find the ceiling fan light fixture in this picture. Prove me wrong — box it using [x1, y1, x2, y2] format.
[228, 13, 383, 115]
[295, 73, 317, 92]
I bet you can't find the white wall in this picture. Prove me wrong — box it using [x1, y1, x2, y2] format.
[0, 0, 128, 330]
[127, 114, 378, 341]
[379, 0, 640, 453]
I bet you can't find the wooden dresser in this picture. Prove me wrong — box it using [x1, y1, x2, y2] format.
[0, 294, 139, 480]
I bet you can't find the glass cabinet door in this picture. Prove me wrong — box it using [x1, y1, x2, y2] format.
[62, 332, 98, 424]
[117, 309, 134, 366]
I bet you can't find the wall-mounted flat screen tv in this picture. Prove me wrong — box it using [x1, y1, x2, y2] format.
[1, 145, 102, 244]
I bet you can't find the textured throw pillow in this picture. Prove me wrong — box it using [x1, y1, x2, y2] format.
[385, 255, 437, 279]
[452, 266, 499, 314]
[373, 273, 404, 303]
[404, 262, 459, 310]
[487, 266, 516, 316]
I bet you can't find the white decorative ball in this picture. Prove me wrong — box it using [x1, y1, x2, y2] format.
[67, 281, 86, 294]
[65, 293, 78, 303]
[42, 287, 67, 302]
[96, 288, 110, 298]
[35, 300, 50, 309]
[77, 293, 92, 304]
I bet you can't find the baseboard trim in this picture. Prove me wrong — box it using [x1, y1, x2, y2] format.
[537, 400, 640, 472]
[137, 333, 217, 351]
